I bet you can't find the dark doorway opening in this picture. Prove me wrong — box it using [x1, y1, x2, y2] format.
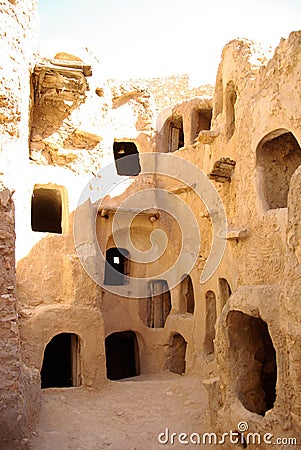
[31, 187, 62, 233]
[41, 333, 80, 388]
[227, 311, 277, 416]
[105, 331, 140, 380]
[113, 141, 141, 176]
[166, 333, 187, 375]
[104, 247, 129, 286]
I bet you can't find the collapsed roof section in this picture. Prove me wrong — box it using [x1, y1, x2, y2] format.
[33, 58, 92, 103]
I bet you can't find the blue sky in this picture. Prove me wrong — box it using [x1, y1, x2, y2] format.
[38, 0, 301, 85]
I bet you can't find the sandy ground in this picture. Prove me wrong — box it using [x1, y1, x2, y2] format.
[29, 372, 218, 450]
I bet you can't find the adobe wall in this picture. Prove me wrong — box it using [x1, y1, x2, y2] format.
[109, 74, 214, 111]
[0, 184, 40, 449]
[282, 166, 301, 432]
[2, 0, 299, 443]
[17, 35, 214, 385]
[197, 32, 301, 446]
[19, 31, 301, 385]
[17, 48, 158, 389]
[0, 1, 40, 448]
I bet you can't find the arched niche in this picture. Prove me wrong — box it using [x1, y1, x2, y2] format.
[227, 311, 277, 416]
[179, 274, 195, 314]
[256, 129, 301, 210]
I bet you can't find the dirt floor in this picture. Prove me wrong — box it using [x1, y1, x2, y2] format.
[29, 372, 217, 450]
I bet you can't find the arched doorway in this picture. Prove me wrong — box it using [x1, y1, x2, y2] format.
[166, 333, 187, 375]
[41, 333, 81, 388]
[161, 115, 184, 152]
[105, 331, 140, 380]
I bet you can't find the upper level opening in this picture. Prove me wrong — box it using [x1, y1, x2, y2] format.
[256, 129, 301, 211]
[113, 141, 141, 176]
[104, 247, 130, 286]
[169, 117, 184, 152]
[31, 184, 67, 233]
[191, 108, 212, 142]
[162, 115, 184, 152]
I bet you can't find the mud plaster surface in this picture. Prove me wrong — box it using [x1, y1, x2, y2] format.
[30, 373, 217, 450]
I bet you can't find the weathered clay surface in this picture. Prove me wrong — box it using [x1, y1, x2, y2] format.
[0, 1, 40, 447]
[1, 0, 301, 447]
[0, 183, 40, 449]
